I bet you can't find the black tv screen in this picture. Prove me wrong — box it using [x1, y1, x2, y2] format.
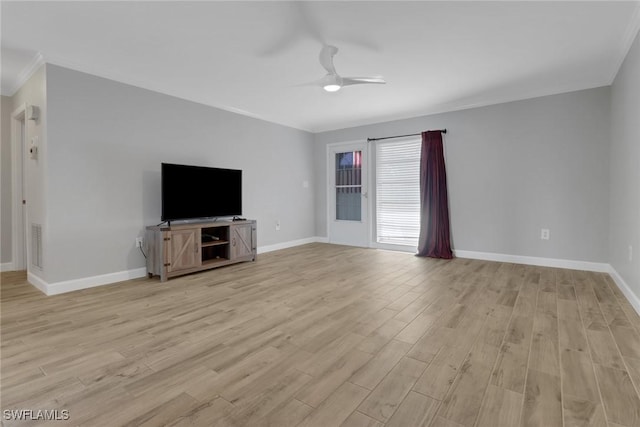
[161, 163, 242, 221]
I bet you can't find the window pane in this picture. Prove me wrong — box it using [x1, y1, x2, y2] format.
[335, 151, 362, 221]
[335, 151, 362, 186]
[336, 187, 361, 221]
[376, 139, 420, 246]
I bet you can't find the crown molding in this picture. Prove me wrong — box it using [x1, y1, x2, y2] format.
[2, 52, 45, 96]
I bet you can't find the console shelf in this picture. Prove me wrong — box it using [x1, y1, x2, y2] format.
[201, 258, 230, 267]
[201, 240, 229, 248]
[145, 220, 256, 282]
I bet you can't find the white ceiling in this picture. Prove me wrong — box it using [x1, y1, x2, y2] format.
[2, 1, 639, 132]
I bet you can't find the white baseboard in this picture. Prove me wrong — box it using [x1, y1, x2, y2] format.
[28, 268, 147, 296]
[27, 271, 48, 294]
[453, 249, 640, 315]
[22, 241, 634, 311]
[1, 262, 15, 272]
[23, 236, 324, 296]
[258, 236, 325, 254]
[608, 265, 640, 316]
[453, 250, 609, 272]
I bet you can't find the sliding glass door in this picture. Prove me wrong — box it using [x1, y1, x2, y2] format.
[374, 137, 421, 250]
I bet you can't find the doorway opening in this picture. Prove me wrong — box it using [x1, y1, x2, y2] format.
[11, 104, 27, 271]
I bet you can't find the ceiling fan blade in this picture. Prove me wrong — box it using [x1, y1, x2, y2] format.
[257, 2, 325, 56]
[319, 45, 338, 75]
[292, 79, 324, 88]
[342, 77, 386, 86]
[296, 1, 326, 45]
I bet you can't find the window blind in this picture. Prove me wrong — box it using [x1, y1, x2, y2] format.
[375, 138, 421, 246]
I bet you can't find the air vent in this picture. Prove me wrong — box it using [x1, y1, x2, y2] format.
[31, 223, 43, 269]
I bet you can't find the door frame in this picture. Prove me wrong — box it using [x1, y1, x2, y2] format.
[11, 103, 27, 271]
[326, 140, 371, 247]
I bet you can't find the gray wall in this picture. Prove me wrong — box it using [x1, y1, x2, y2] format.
[315, 87, 611, 263]
[1, 95, 12, 265]
[5, 58, 633, 290]
[45, 65, 315, 283]
[610, 30, 640, 299]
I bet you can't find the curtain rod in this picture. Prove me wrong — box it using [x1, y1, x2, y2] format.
[367, 129, 447, 142]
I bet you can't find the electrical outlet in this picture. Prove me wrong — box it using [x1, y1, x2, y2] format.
[275, 221, 281, 231]
[135, 237, 143, 248]
[629, 245, 633, 262]
[541, 229, 550, 240]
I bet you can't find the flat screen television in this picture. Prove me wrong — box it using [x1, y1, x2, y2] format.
[161, 163, 242, 221]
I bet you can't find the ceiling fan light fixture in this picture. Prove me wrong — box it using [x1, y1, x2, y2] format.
[321, 73, 342, 92]
[323, 84, 341, 92]
[314, 47, 384, 92]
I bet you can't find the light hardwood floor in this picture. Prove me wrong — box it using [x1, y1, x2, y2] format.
[2, 243, 640, 427]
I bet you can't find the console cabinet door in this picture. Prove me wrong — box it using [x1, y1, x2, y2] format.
[167, 228, 201, 272]
[230, 224, 254, 261]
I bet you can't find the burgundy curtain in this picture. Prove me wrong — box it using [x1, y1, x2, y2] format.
[417, 131, 453, 259]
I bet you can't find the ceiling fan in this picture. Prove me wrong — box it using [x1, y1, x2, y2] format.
[315, 45, 386, 92]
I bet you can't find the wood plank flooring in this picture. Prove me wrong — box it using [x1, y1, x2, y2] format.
[2, 243, 640, 426]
